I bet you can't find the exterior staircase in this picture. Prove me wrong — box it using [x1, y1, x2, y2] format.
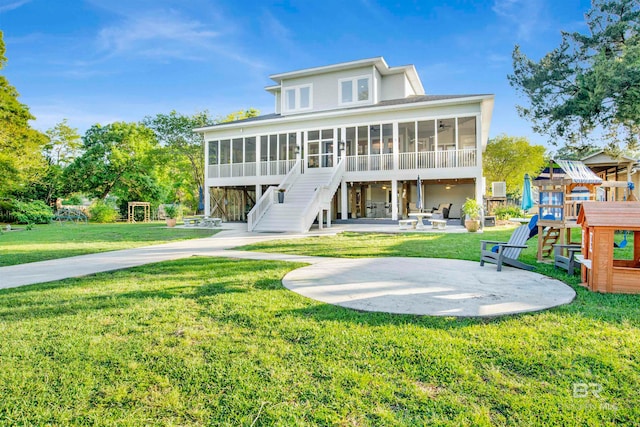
[250, 162, 344, 233]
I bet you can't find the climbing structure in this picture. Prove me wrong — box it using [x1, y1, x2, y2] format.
[534, 160, 604, 261]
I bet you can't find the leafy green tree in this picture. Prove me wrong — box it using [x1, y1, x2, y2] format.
[0, 30, 47, 198]
[483, 135, 547, 197]
[44, 119, 81, 167]
[63, 122, 160, 201]
[144, 108, 259, 211]
[509, 0, 640, 152]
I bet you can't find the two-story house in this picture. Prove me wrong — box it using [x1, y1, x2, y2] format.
[195, 57, 494, 232]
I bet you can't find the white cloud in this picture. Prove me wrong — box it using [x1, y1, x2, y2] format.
[492, 0, 547, 40]
[97, 11, 219, 60]
[0, 0, 30, 13]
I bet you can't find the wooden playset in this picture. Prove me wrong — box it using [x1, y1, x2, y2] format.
[577, 202, 640, 294]
[532, 160, 632, 261]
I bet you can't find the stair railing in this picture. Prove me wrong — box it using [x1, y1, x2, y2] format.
[247, 159, 301, 231]
[299, 157, 345, 232]
[278, 159, 302, 192]
[247, 186, 276, 231]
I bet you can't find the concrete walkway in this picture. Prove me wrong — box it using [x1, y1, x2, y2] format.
[0, 222, 576, 317]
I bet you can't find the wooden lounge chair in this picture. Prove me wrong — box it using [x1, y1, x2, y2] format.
[480, 224, 534, 271]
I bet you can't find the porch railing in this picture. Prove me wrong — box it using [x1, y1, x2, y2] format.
[211, 149, 476, 179]
[398, 149, 476, 170]
[208, 159, 296, 178]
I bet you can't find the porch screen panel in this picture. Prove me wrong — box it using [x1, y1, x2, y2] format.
[345, 127, 356, 156]
[370, 125, 380, 155]
[357, 126, 368, 155]
[417, 120, 434, 152]
[260, 136, 268, 161]
[208, 141, 219, 165]
[288, 133, 297, 160]
[220, 140, 231, 163]
[458, 116, 476, 149]
[232, 138, 243, 163]
[269, 135, 278, 161]
[245, 137, 256, 162]
[437, 119, 456, 167]
[398, 122, 415, 152]
[417, 120, 435, 168]
[279, 134, 287, 160]
[382, 123, 393, 153]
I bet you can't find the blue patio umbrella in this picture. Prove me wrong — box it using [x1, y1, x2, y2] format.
[521, 174, 534, 212]
[198, 186, 205, 212]
[416, 176, 423, 212]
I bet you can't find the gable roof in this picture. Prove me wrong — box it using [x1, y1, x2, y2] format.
[577, 201, 640, 228]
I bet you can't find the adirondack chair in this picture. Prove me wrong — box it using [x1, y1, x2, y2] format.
[480, 223, 534, 272]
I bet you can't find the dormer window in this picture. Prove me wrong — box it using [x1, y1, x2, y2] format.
[339, 76, 370, 105]
[283, 84, 312, 113]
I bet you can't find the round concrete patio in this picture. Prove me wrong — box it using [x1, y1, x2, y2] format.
[283, 257, 576, 317]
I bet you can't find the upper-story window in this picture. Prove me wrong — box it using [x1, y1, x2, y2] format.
[339, 75, 370, 105]
[283, 84, 312, 112]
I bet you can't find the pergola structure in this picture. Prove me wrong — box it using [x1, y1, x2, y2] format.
[128, 202, 151, 223]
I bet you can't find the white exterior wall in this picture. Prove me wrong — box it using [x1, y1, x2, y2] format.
[380, 73, 409, 100]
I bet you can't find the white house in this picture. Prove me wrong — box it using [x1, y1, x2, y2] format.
[195, 57, 494, 232]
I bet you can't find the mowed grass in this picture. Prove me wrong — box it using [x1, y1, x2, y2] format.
[0, 231, 638, 425]
[0, 222, 219, 266]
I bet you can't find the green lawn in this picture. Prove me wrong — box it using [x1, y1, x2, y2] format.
[0, 222, 219, 266]
[0, 231, 638, 425]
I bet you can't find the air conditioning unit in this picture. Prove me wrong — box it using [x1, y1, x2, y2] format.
[492, 182, 506, 197]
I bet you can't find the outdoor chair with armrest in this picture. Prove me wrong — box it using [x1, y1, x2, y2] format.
[480, 223, 534, 272]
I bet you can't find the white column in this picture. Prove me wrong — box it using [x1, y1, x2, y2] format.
[255, 184, 262, 201]
[326, 207, 331, 228]
[341, 180, 348, 220]
[391, 179, 398, 220]
[204, 186, 211, 216]
[317, 211, 323, 229]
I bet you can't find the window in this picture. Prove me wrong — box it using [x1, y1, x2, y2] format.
[283, 84, 312, 112]
[339, 75, 371, 105]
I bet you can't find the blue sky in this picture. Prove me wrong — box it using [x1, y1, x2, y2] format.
[1, 0, 592, 150]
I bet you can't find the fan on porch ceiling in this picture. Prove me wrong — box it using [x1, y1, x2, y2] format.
[438, 120, 452, 130]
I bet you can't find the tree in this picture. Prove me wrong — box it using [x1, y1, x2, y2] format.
[63, 122, 159, 201]
[144, 108, 259, 211]
[509, 0, 640, 152]
[0, 31, 47, 198]
[483, 135, 547, 197]
[44, 119, 82, 167]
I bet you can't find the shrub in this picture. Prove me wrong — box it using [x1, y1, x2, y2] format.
[494, 206, 524, 220]
[89, 200, 119, 223]
[10, 200, 54, 224]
